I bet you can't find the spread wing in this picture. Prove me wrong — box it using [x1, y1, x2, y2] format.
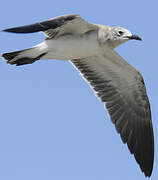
[3, 14, 98, 38]
[70, 48, 154, 177]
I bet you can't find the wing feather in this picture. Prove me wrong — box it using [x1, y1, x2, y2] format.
[70, 49, 154, 177]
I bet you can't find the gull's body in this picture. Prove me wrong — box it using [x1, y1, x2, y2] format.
[2, 14, 154, 177]
[41, 30, 101, 60]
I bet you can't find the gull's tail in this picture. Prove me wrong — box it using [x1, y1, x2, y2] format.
[2, 46, 47, 66]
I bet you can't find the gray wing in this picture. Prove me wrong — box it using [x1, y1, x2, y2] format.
[3, 14, 98, 38]
[70, 48, 154, 177]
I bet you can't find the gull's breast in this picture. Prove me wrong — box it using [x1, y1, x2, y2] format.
[43, 31, 102, 60]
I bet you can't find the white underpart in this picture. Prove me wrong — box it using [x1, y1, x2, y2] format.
[39, 31, 102, 60]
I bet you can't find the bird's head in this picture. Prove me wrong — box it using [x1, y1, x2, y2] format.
[109, 27, 142, 48]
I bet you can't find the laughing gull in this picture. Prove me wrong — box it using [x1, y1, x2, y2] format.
[2, 14, 154, 177]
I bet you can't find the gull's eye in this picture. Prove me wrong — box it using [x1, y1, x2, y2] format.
[118, 31, 124, 36]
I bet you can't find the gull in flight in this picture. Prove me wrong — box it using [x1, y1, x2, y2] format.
[2, 14, 154, 177]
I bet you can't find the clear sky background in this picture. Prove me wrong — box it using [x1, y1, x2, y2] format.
[0, 0, 157, 179]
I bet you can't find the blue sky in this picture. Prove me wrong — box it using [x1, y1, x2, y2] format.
[0, 0, 158, 179]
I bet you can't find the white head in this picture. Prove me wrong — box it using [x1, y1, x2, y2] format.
[107, 26, 142, 48]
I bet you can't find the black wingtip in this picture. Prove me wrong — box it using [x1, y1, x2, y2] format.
[2, 27, 29, 34]
[2, 29, 11, 33]
[3, 28, 17, 33]
[3, 29, 12, 33]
